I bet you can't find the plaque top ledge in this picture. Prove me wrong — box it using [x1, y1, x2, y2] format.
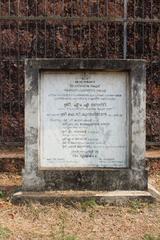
[25, 58, 147, 71]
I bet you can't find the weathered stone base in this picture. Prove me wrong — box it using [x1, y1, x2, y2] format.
[11, 189, 159, 205]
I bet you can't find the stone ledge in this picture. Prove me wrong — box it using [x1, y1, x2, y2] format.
[0, 149, 24, 159]
[1, 149, 160, 160]
[146, 150, 160, 160]
[148, 184, 160, 201]
[11, 190, 157, 205]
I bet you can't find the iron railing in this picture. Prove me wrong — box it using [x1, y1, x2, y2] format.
[0, 0, 159, 147]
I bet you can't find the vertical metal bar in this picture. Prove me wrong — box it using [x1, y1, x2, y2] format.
[61, 0, 65, 58]
[106, 0, 108, 58]
[115, 21, 116, 57]
[159, 26, 160, 144]
[71, 0, 73, 57]
[151, 0, 153, 144]
[44, 0, 47, 57]
[53, 0, 56, 58]
[105, 0, 108, 16]
[0, 0, 1, 57]
[0, 61, 2, 142]
[62, 0, 64, 16]
[114, 0, 117, 58]
[17, 0, 19, 16]
[80, 0, 82, 58]
[142, 0, 145, 58]
[123, 0, 128, 59]
[27, 0, 29, 58]
[8, 0, 11, 138]
[0, 0, 2, 142]
[36, 0, 38, 58]
[17, 11, 19, 116]
[134, 0, 136, 58]
[0, 61, 3, 142]
[115, 0, 116, 57]
[17, 2, 20, 60]
[97, 0, 100, 57]
[17, 0, 20, 117]
[8, 0, 10, 16]
[0, 0, 1, 16]
[44, 21, 47, 58]
[53, 23, 56, 58]
[89, 0, 91, 58]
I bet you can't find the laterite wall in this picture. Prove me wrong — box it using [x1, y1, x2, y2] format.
[0, 0, 159, 146]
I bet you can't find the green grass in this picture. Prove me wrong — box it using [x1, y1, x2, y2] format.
[80, 199, 97, 211]
[0, 191, 5, 198]
[128, 200, 149, 214]
[0, 225, 11, 239]
[52, 211, 79, 240]
[143, 234, 160, 240]
[64, 235, 79, 240]
[129, 200, 143, 209]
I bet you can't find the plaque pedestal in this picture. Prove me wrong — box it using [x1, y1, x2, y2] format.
[20, 59, 151, 203]
[12, 187, 159, 204]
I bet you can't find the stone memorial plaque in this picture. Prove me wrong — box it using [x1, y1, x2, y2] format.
[24, 59, 147, 191]
[40, 72, 129, 169]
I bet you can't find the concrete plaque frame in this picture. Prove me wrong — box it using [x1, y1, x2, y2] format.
[24, 59, 147, 191]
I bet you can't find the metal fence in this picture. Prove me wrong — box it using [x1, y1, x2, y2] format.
[0, 0, 159, 147]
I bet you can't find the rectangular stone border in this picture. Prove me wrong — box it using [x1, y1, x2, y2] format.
[24, 59, 147, 191]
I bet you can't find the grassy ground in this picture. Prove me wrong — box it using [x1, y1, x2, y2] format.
[0, 198, 160, 240]
[0, 193, 160, 240]
[0, 168, 160, 240]
[0, 174, 160, 240]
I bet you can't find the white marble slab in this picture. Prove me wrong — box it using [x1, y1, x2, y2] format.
[39, 71, 129, 168]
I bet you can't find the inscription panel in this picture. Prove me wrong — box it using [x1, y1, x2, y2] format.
[40, 71, 129, 168]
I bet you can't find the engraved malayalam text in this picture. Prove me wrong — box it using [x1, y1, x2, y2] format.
[40, 72, 128, 168]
